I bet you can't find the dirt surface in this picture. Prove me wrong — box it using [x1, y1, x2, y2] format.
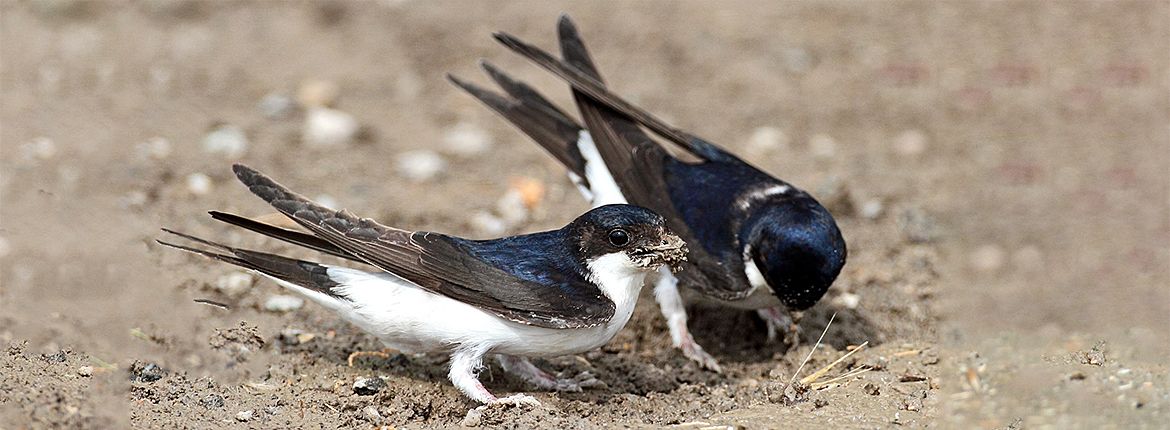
[1, 1, 1167, 428]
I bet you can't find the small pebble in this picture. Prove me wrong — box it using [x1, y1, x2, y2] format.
[214, 272, 253, 297]
[859, 199, 884, 220]
[461, 407, 485, 427]
[362, 405, 384, 424]
[442, 122, 493, 157]
[509, 177, 547, 209]
[303, 106, 360, 147]
[264, 295, 305, 313]
[969, 245, 1005, 272]
[135, 137, 172, 160]
[469, 211, 507, 237]
[235, 410, 254, 422]
[353, 377, 387, 396]
[119, 190, 149, 210]
[21, 137, 57, 162]
[495, 189, 529, 225]
[808, 133, 837, 160]
[783, 47, 814, 74]
[744, 126, 789, 158]
[863, 383, 880, 396]
[897, 207, 939, 243]
[202, 124, 248, 158]
[0, 237, 10, 258]
[394, 150, 447, 182]
[77, 366, 94, 377]
[185, 173, 213, 196]
[258, 93, 297, 120]
[833, 292, 861, 309]
[130, 362, 165, 383]
[297, 79, 339, 108]
[893, 129, 928, 157]
[201, 393, 225, 408]
[277, 328, 316, 346]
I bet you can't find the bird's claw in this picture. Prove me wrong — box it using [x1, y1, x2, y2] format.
[758, 308, 801, 345]
[681, 340, 722, 373]
[552, 371, 607, 392]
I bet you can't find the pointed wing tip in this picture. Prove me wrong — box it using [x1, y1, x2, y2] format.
[492, 31, 522, 49]
[445, 72, 465, 87]
[478, 58, 499, 74]
[557, 13, 578, 35]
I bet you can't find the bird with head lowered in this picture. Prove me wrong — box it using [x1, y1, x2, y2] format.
[449, 15, 847, 372]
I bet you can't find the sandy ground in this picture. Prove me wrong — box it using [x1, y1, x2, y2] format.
[1, 1, 1167, 428]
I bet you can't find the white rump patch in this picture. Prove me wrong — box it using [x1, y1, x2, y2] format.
[574, 130, 628, 207]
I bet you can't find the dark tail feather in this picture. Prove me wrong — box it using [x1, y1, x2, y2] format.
[158, 229, 345, 300]
[207, 211, 359, 262]
[557, 14, 603, 82]
[448, 67, 588, 181]
[495, 16, 733, 163]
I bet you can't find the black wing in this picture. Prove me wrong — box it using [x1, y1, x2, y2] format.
[493, 16, 759, 300]
[230, 164, 614, 329]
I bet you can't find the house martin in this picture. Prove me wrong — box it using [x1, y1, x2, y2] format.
[449, 16, 846, 372]
[159, 164, 687, 404]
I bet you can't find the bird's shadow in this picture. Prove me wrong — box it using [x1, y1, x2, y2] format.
[686, 302, 881, 366]
[274, 300, 882, 407]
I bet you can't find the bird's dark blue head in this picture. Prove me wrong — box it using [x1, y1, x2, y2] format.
[567, 204, 688, 271]
[743, 201, 846, 310]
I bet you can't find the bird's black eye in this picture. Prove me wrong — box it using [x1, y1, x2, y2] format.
[607, 228, 630, 247]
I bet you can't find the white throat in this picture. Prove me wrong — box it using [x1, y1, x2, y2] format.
[585, 252, 649, 319]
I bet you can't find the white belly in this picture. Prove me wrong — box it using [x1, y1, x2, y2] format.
[275, 266, 643, 357]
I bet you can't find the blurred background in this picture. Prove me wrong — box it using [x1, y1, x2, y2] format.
[1, 1, 1166, 427]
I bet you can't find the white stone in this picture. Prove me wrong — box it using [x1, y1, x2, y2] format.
[264, 295, 305, 313]
[833, 292, 861, 310]
[442, 122, 493, 157]
[468, 211, 507, 237]
[859, 199, 884, 220]
[0, 237, 9, 258]
[303, 106, 359, 147]
[258, 93, 296, 120]
[970, 245, 1006, 272]
[893, 129, 928, 156]
[495, 189, 529, 225]
[214, 272, 253, 298]
[185, 173, 213, 196]
[21, 137, 57, 161]
[202, 125, 248, 158]
[744, 126, 789, 158]
[119, 190, 149, 210]
[363, 405, 384, 424]
[235, 410, 254, 422]
[394, 150, 447, 182]
[808, 133, 837, 160]
[136, 137, 172, 160]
